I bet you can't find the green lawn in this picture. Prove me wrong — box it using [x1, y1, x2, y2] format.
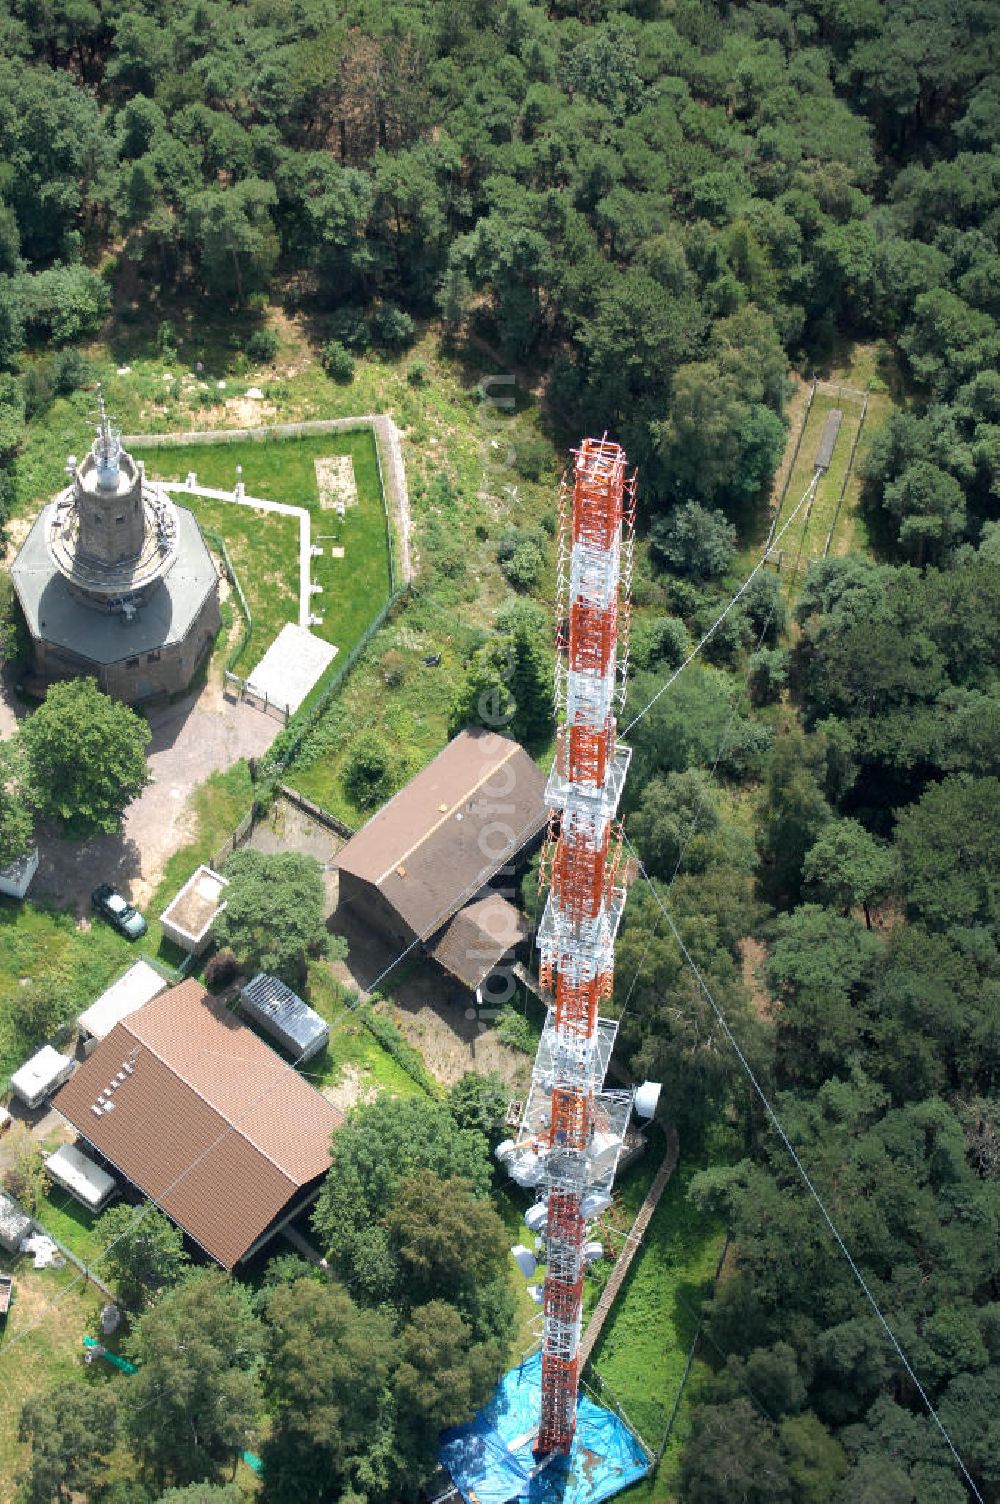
[0, 900, 137, 1090]
[298, 966, 428, 1100]
[135, 430, 391, 669]
[587, 1147, 726, 1501]
[34, 1186, 106, 1266]
[770, 390, 864, 586]
[0, 1252, 106, 1502]
[0, 762, 254, 1086]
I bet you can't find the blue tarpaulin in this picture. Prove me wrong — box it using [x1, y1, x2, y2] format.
[439, 1353, 649, 1504]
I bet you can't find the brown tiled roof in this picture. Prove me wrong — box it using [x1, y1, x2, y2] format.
[54, 980, 341, 1269]
[336, 730, 548, 937]
[429, 893, 530, 991]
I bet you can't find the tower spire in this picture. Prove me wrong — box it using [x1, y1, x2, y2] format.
[92, 384, 122, 491]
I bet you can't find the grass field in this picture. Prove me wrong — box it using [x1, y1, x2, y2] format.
[769, 388, 865, 584]
[299, 966, 429, 1100]
[587, 1147, 726, 1502]
[0, 1253, 106, 1500]
[136, 429, 391, 670]
[767, 342, 900, 591]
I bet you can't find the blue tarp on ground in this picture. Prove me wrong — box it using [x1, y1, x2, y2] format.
[439, 1353, 649, 1504]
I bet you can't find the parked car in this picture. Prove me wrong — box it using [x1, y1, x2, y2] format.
[92, 884, 147, 940]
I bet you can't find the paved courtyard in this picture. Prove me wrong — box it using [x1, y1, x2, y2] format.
[0, 667, 279, 913]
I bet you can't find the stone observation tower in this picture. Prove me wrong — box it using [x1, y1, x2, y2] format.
[11, 395, 220, 702]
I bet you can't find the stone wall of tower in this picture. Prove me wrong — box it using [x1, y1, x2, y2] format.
[74, 451, 145, 567]
[30, 586, 220, 704]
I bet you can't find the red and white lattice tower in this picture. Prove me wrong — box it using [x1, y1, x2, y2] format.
[533, 437, 637, 1455]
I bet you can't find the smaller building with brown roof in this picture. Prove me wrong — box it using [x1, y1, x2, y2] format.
[429, 893, 530, 997]
[54, 979, 341, 1269]
[335, 729, 547, 951]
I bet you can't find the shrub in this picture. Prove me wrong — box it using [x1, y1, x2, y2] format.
[3, 1129, 48, 1213]
[22, 360, 56, 420]
[52, 347, 91, 396]
[327, 305, 371, 351]
[630, 616, 689, 673]
[513, 433, 553, 482]
[245, 327, 279, 363]
[495, 1006, 537, 1053]
[204, 947, 239, 990]
[342, 733, 403, 809]
[650, 502, 737, 579]
[379, 650, 406, 688]
[322, 340, 355, 383]
[156, 319, 177, 359]
[358, 1004, 438, 1094]
[497, 526, 547, 590]
[20, 264, 111, 345]
[504, 537, 546, 590]
[371, 302, 415, 352]
[748, 646, 788, 705]
[406, 360, 427, 386]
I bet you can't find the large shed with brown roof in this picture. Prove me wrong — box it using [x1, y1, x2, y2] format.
[53, 979, 341, 1269]
[335, 729, 548, 950]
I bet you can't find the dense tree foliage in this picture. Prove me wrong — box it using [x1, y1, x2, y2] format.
[19, 677, 150, 834]
[4, 0, 1000, 1497]
[216, 849, 336, 987]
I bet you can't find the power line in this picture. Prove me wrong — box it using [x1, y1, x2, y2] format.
[621, 469, 820, 739]
[620, 831, 985, 1504]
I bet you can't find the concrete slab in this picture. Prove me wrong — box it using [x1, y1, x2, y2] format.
[245, 624, 338, 717]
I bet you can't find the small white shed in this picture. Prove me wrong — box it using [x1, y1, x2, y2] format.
[0, 846, 39, 900]
[160, 865, 229, 955]
[45, 1143, 116, 1212]
[10, 1046, 75, 1110]
[0, 1190, 32, 1254]
[78, 961, 168, 1051]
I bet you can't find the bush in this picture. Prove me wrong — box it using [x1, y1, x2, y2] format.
[650, 502, 737, 579]
[371, 302, 415, 352]
[204, 947, 239, 990]
[406, 360, 427, 386]
[342, 733, 403, 810]
[495, 1005, 537, 1053]
[246, 327, 279, 363]
[514, 434, 554, 482]
[379, 650, 406, 688]
[358, 1004, 438, 1094]
[630, 616, 689, 673]
[52, 347, 91, 396]
[22, 360, 56, 420]
[497, 526, 547, 591]
[749, 646, 788, 705]
[327, 305, 371, 351]
[20, 264, 111, 345]
[156, 320, 176, 359]
[3, 1129, 48, 1213]
[322, 340, 355, 383]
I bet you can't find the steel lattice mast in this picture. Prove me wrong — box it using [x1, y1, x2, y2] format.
[532, 437, 637, 1455]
